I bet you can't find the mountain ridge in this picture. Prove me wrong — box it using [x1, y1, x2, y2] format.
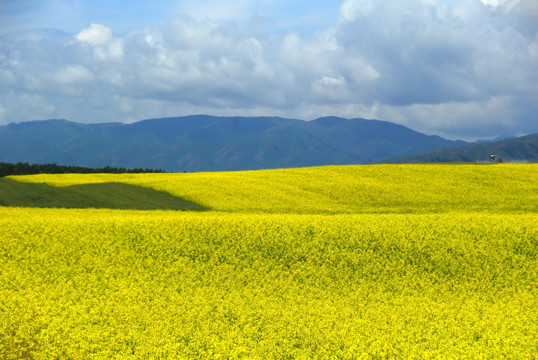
[382, 133, 538, 163]
[1, 115, 469, 171]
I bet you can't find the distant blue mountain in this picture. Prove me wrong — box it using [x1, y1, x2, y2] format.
[471, 135, 516, 144]
[0, 115, 468, 171]
[383, 133, 538, 163]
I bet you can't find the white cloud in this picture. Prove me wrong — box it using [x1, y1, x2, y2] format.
[376, 96, 517, 139]
[339, 0, 375, 23]
[54, 65, 94, 84]
[319, 76, 346, 86]
[311, 76, 349, 103]
[76, 24, 113, 45]
[175, 0, 253, 22]
[93, 39, 124, 61]
[0, 93, 55, 123]
[480, 0, 520, 9]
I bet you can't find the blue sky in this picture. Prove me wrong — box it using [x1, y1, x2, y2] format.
[0, 0, 537, 140]
[0, 0, 340, 35]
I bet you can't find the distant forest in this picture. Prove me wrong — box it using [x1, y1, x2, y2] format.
[0, 162, 165, 177]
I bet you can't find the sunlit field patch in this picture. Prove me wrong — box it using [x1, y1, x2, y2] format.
[1, 164, 537, 358]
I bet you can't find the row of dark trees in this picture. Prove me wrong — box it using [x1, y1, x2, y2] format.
[0, 162, 165, 177]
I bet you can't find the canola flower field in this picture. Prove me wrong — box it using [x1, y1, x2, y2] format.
[1, 164, 537, 359]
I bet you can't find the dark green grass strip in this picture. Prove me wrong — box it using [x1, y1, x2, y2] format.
[0, 178, 208, 211]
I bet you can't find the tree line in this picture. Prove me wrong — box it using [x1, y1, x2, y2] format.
[0, 162, 165, 177]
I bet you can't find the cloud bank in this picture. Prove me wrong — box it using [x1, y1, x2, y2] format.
[0, 0, 536, 140]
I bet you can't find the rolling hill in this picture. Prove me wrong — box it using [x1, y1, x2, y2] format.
[0, 115, 466, 171]
[383, 133, 538, 163]
[9, 164, 537, 213]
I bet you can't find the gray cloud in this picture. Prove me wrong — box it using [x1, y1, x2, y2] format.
[0, 0, 536, 140]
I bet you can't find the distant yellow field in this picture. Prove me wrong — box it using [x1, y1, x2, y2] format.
[2, 164, 537, 358]
[10, 163, 538, 213]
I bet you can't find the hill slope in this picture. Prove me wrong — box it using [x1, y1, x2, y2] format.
[0, 178, 206, 210]
[0, 116, 466, 171]
[383, 133, 538, 163]
[10, 164, 537, 214]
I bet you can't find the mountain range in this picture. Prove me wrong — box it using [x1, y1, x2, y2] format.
[384, 133, 538, 163]
[0, 115, 533, 171]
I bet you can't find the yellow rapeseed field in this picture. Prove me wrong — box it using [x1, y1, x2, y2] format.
[1, 164, 537, 359]
[11, 164, 538, 213]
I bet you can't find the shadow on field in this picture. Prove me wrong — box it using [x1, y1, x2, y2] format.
[0, 178, 208, 211]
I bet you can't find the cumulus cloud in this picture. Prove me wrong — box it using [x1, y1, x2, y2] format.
[76, 23, 113, 45]
[0, 0, 536, 139]
[331, 0, 537, 137]
[339, 0, 376, 22]
[480, 0, 518, 9]
[54, 65, 94, 84]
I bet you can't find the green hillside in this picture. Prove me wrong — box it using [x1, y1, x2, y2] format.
[0, 178, 206, 210]
[384, 133, 538, 163]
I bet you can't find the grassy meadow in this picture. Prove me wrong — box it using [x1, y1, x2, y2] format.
[1, 164, 536, 359]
